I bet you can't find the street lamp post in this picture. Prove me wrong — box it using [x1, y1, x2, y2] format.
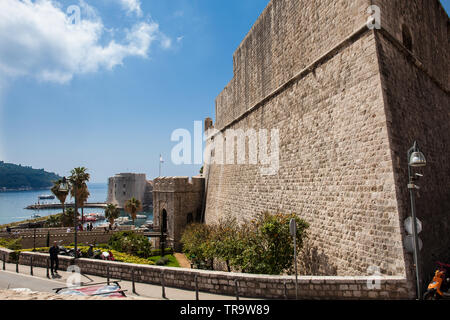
[407, 141, 427, 300]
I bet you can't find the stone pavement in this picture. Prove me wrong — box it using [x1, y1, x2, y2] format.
[0, 262, 255, 300]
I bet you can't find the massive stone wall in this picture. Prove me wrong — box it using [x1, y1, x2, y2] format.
[205, 0, 449, 293]
[373, 1, 450, 286]
[215, 0, 370, 130]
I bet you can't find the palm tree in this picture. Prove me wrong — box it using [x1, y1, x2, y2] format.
[124, 197, 142, 227]
[45, 214, 61, 228]
[51, 179, 69, 215]
[69, 167, 90, 224]
[105, 204, 120, 227]
[76, 183, 90, 223]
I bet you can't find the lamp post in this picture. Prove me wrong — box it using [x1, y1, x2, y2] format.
[407, 141, 426, 300]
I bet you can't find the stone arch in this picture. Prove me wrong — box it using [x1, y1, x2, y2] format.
[161, 209, 168, 233]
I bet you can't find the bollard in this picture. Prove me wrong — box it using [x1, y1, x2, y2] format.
[107, 266, 110, 285]
[161, 270, 166, 299]
[46, 259, 50, 279]
[2, 254, 5, 271]
[132, 269, 136, 294]
[30, 257, 33, 276]
[234, 279, 239, 301]
[16, 261, 18, 273]
[195, 274, 199, 301]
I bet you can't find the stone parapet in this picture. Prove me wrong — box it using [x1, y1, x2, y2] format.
[153, 176, 205, 193]
[18, 251, 414, 300]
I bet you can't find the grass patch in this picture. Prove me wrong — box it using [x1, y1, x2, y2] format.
[0, 238, 22, 250]
[148, 255, 180, 268]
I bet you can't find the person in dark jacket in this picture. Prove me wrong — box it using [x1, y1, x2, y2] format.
[49, 242, 59, 276]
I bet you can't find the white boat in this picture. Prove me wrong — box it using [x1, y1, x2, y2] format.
[136, 215, 147, 220]
[115, 217, 131, 225]
[38, 195, 55, 200]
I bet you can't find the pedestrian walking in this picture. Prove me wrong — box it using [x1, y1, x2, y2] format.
[49, 242, 59, 276]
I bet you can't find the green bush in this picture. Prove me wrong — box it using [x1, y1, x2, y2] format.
[181, 213, 309, 275]
[108, 231, 152, 258]
[0, 238, 22, 251]
[181, 223, 215, 269]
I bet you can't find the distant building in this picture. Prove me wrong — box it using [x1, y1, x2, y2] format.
[107, 173, 153, 210]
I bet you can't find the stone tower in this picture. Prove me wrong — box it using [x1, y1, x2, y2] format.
[203, 0, 449, 296]
[153, 177, 205, 251]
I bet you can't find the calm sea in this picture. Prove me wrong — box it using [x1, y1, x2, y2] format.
[0, 183, 153, 227]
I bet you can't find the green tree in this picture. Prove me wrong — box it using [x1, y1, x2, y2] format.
[69, 167, 90, 224]
[45, 214, 61, 228]
[181, 223, 215, 270]
[237, 213, 309, 275]
[180, 212, 309, 275]
[51, 179, 69, 214]
[105, 203, 120, 226]
[210, 218, 241, 272]
[108, 231, 152, 258]
[124, 197, 142, 226]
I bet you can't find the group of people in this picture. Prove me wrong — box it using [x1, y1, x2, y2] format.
[65, 223, 95, 233]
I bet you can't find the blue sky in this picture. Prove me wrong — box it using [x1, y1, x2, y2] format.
[0, 0, 448, 183]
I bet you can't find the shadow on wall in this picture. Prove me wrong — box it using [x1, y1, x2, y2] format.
[298, 238, 338, 276]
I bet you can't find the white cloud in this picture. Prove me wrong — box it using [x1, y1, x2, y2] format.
[118, 0, 143, 17]
[0, 0, 168, 84]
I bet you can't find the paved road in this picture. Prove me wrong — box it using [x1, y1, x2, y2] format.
[0, 271, 62, 292]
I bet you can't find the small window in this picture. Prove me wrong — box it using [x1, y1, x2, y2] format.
[402, 25, 413, 51]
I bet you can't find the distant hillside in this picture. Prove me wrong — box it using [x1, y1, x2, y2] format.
[0, 161, 61, 191]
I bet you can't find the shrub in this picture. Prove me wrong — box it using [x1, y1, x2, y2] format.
[0, 238, 22, 251]
[108, 231, 152, 258]
[181, 223, 215, 269]
[180, 213, 309, 275]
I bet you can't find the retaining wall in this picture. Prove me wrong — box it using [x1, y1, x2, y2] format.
[0, 247, 14, 263]
[1, 229, 143, 249]
[17, 251, 414, 300]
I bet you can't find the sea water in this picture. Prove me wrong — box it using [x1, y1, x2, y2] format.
[0, 183, 153, 227]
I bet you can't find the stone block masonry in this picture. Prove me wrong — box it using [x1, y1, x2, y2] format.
[18, 251, 414, 300]
[203, 0, 449, 298]
[153, 177, 205, 251]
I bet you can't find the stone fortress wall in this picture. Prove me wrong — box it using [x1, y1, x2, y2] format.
[153, 177, 205, 252]
[107, 173, 153, 210]
[203, 0, 450, 296]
